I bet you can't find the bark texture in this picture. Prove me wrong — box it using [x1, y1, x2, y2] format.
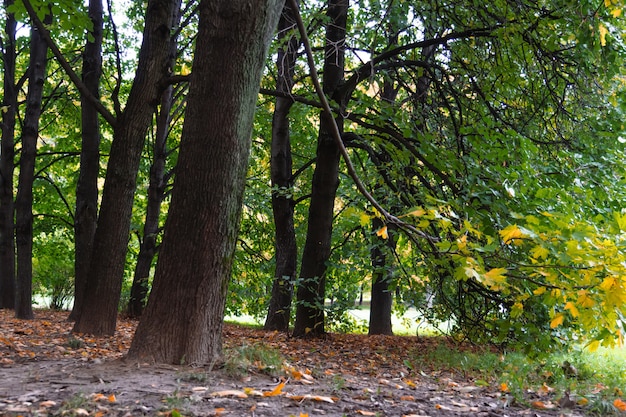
[292, 0, 348, 338]
[264, 2, 299, 332]
[72, 0, 179, 335]
[70, 0, 104, 321]
[127, 0, 284, 365]
[127, 2, 181, 318]
[0, 1, 17, 310]
[368, 219, 396, 335]
[15, 12, 52, 319]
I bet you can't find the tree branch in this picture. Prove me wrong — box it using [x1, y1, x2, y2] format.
[288, 0, 437, 243]
[22, 0, 117, 128]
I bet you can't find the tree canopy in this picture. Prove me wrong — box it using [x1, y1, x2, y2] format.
[0, 0, 625, 360]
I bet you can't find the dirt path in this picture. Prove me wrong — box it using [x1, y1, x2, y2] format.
[0, 310, 586, 416]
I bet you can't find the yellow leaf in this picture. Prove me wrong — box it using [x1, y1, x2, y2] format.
[108, 394, 117, 403]
[359, 212, 371, 227]
[550, 313, 564, 329]
[499, 224, 525, 244]
[401, 207, 426, 218]
[533, 286, 547, 296]
[564, 301, 579, 318]
[210, 389, 248, 398]
[578, 397, 589, 406]
[376, 226, 388, 239]
[578, 290, 595, 308]
[531, 245, 549, 260]
[586, 340, 601, 352]
[611, 8, 622, 17]
[599, 23, 608, 46]
[600, 277, 616, 291]
[500, 383, 509, 392]
[484, 268, 507, 284]
[263, 380, 285, 397]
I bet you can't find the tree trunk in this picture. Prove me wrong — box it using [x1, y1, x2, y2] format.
[72, 0, 180, 335]
[0, 1, 17, 310]
[292, 0, 348, 338]
[15, 11, 52, 319]
[69, 0, 104, 321]
[264, 2, 299, 332]
[127, 0, 284, 365]
[368, 219, 396, 335]
[127, 13, 180, 317]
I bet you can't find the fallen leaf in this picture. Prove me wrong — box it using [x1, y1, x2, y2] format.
[614, 398, 626, 411]
[356, 411, 377, 416]
[209, 390, 248, 398]
[262, 380, 286, 397]
[287, 394, 337, 403]
[39, 400, 57, 407]
[531, 400, 555, 409]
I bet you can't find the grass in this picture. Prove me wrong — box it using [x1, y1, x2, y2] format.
[408, 341, 626, 414]
[223, 342, 284, 378]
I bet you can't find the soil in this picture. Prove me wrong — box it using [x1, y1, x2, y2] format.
[0, 310, 588, 417]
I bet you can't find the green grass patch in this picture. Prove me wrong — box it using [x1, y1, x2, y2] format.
[223, 342, 284, 378]
[408, 342, 626, 414]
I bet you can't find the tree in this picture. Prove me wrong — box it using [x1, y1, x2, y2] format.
[127, 0, 284, 365]
[127, 3, 184, 318]
[72, 0, 181, 335]
[70, 0, 103, 321]
[264, 1, 299, 331]
[292, 0, 348, 338]
[0, 0, 18, 309]
[15, 8, 53, 319]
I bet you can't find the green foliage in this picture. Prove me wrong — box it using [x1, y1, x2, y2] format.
[32, 229, 74, 310]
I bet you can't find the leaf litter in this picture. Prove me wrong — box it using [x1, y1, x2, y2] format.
[0, 310, 588, 416]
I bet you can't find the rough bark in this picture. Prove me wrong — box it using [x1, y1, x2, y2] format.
[69, 0, 104, 321]
[264, 2, 299, 332]
[15, 11, 52, 319]
[292, 0, 348, 338]
[127, 0, 284, 365]
[0, 1, 17, 310]
[368, 219, 396, 335]
[127, 7, 180, 317]
[72, 0, 179, 335]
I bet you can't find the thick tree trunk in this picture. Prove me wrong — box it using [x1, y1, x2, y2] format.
[15, 12, 52, 319]
[69, 0, 103, 321]
[292, 0, 348, 338]
[72, 0, 180, 335]
[264, 2, 299, 332]
[127, 0, 284, 365]
[0, 2, 17, 310]
[127, 35, 177, 317]
[368, 219, 396, 335]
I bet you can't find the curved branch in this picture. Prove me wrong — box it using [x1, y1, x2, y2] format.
[22, 0, 117, 128]
[289, 0, 437, 243]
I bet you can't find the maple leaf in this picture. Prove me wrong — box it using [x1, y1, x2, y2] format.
[499, 224, 526, 244]
[263, 380, 286, 397]
[376, 226, 388, 239]
[550, 313, 565, 329]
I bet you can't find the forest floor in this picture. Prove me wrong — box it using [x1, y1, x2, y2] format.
[0, 310, 589, 417]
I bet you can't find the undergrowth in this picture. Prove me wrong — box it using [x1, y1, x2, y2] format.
[223, 342, 283, 378]
[408, 342, 626, 415]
